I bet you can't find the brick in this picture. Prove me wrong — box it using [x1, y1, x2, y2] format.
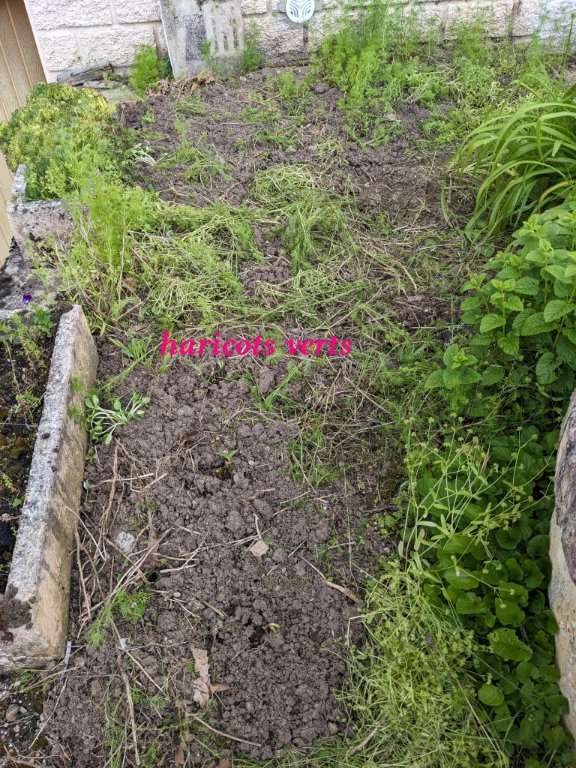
[36, 32, 81, 70]
[78, 25, 158, 67]
[27, 0, 113, 31]
[113, 0, 162, 24]
[307, 6, 348, 49]
[251, 13, 304, 54]
[241, 0, 268, 16]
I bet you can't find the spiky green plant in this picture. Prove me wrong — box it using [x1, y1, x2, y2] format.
[456, 83, 576, 238]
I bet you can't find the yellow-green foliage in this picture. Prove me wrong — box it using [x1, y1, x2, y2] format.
[0, 83, 116, 200]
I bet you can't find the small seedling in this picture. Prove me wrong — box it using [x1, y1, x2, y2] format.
[216, 449, 238, 466]
[85, 392, 150, 445]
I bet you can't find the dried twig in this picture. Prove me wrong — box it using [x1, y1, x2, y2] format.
[345, 723, 381, 758]
[301, 557, 360, 603]
[186, 712, 262, 747]
[102, 444, 119, 534]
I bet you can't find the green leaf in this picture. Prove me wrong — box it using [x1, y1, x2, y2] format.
[523, 560, 545, 589]
[478, 683, 504, 707]
[444, 566, 479, 590]
[442, 344, 459, 367]
[496, 332, 519, 356]
[443, 534, 474, 554]
[516, 661, 539, 684]
[521, 312, 555, 336]
[536, 351, 559, 385]
[504, 294, 524, 312]
[424, 369, 444, 390]
[544, 725, 568, 750]
[480, 314, 505, 333]
[556, 333, 576, 365]
[498, 582, 529, 606]
[488, 627, 533, 662]
[544, 263, 570, 282]
[461, 296, 481, 311]
[443, 367, 481, 389]
[455, 592, 485, 615]
[543, 299, 573, 322]
[495, 599, 525, 627]
[514, 276, 540, 295]
[495, 526, 522, 549]
[481, 365, 505, 386]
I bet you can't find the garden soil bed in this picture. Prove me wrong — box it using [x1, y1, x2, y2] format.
[43, 343, 390, 765]
[4, 67, 469, 765]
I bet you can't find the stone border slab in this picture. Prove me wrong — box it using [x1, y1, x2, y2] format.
[551, 389, 576, 736]
[0, 305, 97, 670]
[7, 164, 74, 252]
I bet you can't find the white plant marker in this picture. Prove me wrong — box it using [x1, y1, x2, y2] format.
[285, 0, 314, 23]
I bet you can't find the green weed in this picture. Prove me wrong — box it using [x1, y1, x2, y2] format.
[85, 392, 150, 444]
[87, 588, 152, 648]
[241, 23, 264, 72]
[129, 44, 171, 97]
[158, 131, 230, 185]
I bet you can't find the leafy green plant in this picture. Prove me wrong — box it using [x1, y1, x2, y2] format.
[129, 44, 171, 97]
[0, 83, 117, 199]
[241, 23, 263, 72]
[456, 84, 576, 238]
[402, 423, 573, 760]
[409, 199, 576, 763]
[85, 392, 150, 444]
[426, 201, 576, 411]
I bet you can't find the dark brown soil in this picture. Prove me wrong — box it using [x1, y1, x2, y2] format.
[37, 341, 391, 766]
[24, 68, 461, 766]
[122, 65, 441, 217]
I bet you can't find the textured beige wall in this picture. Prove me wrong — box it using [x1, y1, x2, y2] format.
[23, 0, 164, 80]
[20, 0, 575, 81]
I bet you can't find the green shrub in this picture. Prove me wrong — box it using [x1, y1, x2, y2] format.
[426, 201, 576, 413]
[0, 83, 116, 199]
[129, 44, 171, 97]
[456, 84, 576, 238]
[413, 200, 576, 764]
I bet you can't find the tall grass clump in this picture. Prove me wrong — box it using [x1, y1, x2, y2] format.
[315, 2, 564, 148]
[456, 83, 576, 238]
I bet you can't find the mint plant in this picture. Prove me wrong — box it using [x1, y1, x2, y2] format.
[413, 199, 576, 763]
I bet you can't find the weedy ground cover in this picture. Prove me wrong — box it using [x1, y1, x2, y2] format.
[1, 3, 575, 766]
[0, 305, 57, 593]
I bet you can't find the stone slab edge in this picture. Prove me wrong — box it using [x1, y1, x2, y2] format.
[7, 165, 74, 253]
[551, 389, 576, 736]
[0, 305, 97, 670]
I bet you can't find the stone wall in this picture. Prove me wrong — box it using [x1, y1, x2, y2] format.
[22, 0, 575, 83]
[23, 0, 165, 81]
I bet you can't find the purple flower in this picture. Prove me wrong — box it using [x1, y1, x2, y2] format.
[22, 294, 32, 305]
